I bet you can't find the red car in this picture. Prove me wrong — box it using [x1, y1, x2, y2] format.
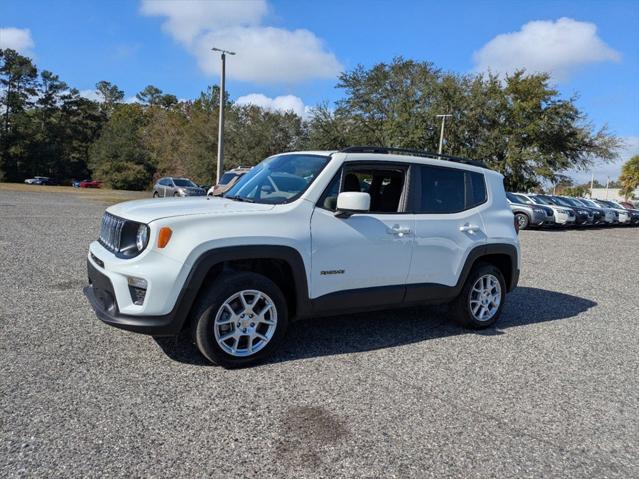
[79, 180, 102, 188]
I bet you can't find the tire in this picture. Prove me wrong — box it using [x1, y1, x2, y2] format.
[192, 271, 288, 368]
[153, 191, 159, 198]
[173, 192, 179, 197]
[450, 262, 506, 329]
[514, 213, 529, 230]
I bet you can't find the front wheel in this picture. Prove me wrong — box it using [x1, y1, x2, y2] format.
[515, 213, 529, 230]
[153, 191, 159, 198]
[192, 271, 288, 368]
[450, 263, 506, 329]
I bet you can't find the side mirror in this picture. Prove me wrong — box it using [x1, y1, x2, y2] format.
[335, 192, 370, 218]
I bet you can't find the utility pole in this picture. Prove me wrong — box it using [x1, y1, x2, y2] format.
[212, 47, 236, 184]
[605, 176, 610, 199]
[436, 114, 452, 155]
[590, 172, 594, 198]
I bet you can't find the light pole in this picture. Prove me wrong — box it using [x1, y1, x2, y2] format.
[212, 47, 235, 184]
[436, 114, 452, 155]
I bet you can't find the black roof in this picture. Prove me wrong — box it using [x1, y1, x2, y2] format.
[339, 146, 488, 169]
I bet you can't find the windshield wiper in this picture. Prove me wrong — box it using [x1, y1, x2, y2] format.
[226, 195, 255, 203]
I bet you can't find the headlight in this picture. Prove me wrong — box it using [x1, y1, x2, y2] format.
[136, 224, 149, 252]
[534, 208, 544, 213]
[579, 210, 587, 215]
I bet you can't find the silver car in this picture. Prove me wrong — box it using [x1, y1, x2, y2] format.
[153, 177, 206, 198]
[506, 193, 552, 229]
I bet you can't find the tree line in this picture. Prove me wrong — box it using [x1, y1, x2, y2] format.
[1, 49, 623, 192]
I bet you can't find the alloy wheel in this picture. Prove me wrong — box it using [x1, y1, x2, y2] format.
[213, 290, 277, 357]
[469, 274, 502, 322]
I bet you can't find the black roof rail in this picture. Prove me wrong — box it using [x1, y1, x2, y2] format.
[339, 146, 488, 169]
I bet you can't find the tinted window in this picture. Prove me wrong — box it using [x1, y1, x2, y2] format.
[468, 171, 487, 208]
[173, 178, 197, 187]
[219, 173, 237, 185]
[506, 192, 525, 204]
[419, 166, 486, 214]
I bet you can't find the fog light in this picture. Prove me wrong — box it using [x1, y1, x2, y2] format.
[127, 276, 147, 305]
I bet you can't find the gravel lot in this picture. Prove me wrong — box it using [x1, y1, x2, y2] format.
[1, 189, 638, 478]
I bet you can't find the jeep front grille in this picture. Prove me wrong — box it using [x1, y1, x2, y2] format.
[98, 212, 126, 253]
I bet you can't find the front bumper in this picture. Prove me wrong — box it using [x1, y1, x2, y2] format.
[84, 259, 183, 336]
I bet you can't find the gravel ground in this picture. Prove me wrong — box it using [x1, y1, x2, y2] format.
[1, 189, 638, 478]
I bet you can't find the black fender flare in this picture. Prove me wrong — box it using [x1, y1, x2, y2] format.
[172, 245, 311, 330]
[456, 243, 519, 293]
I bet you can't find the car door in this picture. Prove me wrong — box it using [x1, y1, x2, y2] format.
[156, 178, 166, 197]
[310, 162, 414, 312]
[405, 163, 487, 300]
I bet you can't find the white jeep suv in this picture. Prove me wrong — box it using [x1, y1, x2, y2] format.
[84, 147, 520, 367]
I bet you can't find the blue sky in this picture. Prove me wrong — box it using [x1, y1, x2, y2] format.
[2, 0, 638, 182]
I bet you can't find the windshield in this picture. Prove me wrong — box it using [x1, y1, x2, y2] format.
[173, 178, 197, 187]
[530, 195, 553, 206]
[506, 193, 525, 204]
[551, 196, 573, 207]
[225, 154, 330, 204]
[560, 197, 580, 207]
[219, 173, 238, 185]
[513, 194, 534, 204]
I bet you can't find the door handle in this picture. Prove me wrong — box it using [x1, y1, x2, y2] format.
[389, 225, 411, 237]
[459, 223, 481, 233]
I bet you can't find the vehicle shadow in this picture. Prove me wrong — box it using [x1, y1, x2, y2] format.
[153, 286, 596, 367]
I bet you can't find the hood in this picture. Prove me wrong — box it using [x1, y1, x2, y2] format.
[107, 196, 275, 224]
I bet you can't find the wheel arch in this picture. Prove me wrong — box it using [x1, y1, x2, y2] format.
[175, 245, 311, 332]
[458, 243, 519, 293]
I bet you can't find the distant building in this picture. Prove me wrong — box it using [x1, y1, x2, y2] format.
[588, 187, 639, 201]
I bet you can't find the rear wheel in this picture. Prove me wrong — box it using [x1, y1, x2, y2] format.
[450, 263, 506, 329]
[192, 271, 288, 368]
[153, 191, 159, 198]
[515, 213, 529, 230]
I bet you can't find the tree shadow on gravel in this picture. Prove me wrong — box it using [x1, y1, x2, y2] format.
[153, 287, 596, 366]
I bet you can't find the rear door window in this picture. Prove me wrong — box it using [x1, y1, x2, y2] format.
[418, 165, 486, 214]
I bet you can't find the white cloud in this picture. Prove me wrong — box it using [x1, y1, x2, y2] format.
[140, 0, 341, 84]
[569, 136, 639, 184]
[140, 0, 266, 45]
[78, 89, 101, 101]
[78, 89, 139, 104]
[473, 18, 620, 81]
[0, 27, 34, 55]
[235, 93, 308, 117]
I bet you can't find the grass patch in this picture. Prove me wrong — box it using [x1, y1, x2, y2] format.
[0, 183, 149, 205]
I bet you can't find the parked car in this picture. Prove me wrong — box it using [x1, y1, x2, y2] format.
[595, 199, 633, 225]
[547, 196, 593, 225]
[614, 201, 639, 225]
[84, 147, 520, 367]
[557, 196, 603, 224]
[207, 167, 251, 196]
[152, 177, 206, 198]
[506, 192, 553, 229]
[515, 193, 576, 226]
[576, 198, 616, 224]
[24, 176, 56, 185]
[79, 179, 102, 188]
